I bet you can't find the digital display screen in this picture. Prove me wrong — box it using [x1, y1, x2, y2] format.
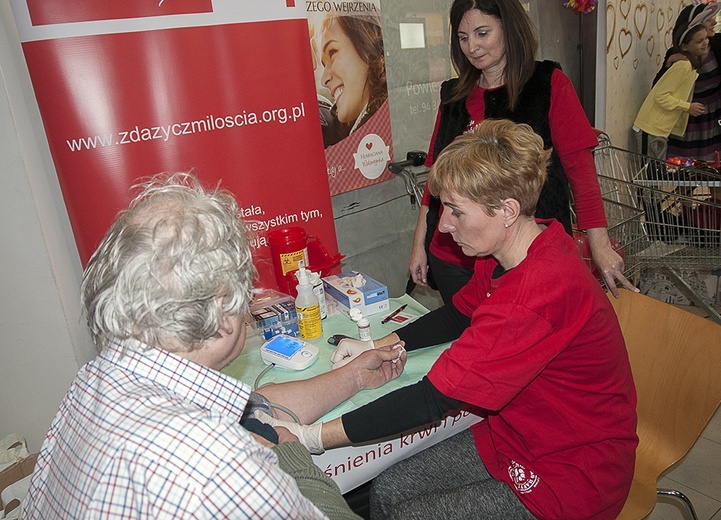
[264, 335, 304, 358]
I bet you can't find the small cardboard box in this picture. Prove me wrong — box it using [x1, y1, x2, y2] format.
[247, 289, 299, 340]
[0, 453, 38, 516]
[322, 270, 389, 317]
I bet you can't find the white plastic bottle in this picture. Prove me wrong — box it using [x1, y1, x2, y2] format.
[308, 270, 328, 319]
[357, 317, 371, 341]
[295, 266, 323, 340]
[349, 308, 372, 341]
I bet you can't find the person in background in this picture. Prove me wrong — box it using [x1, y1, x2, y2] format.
[260, 120, 639, 520]
[320, 12, 388, 135]
[408, 0, 636, 304]
[634, 18, 710, 159]
[21, 172, 406, 520]
[653, 2, 720, 162]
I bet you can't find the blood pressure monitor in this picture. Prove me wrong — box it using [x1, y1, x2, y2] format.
[260, 334, 319, 370]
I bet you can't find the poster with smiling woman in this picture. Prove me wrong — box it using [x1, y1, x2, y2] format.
[307, 1, 394, 195]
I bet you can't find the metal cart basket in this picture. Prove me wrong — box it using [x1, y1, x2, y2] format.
[587, 137, 721, 323]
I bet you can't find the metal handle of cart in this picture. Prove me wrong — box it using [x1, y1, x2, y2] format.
[589, 139, 721, 324]
[388, 151, 428, 209]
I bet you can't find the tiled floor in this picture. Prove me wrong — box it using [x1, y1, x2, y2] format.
[646, 406, 721, 520]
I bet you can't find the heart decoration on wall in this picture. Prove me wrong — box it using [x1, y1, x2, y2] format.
[607, 2, 617, 53]
[656, 8, 664, 32]
[620, 0, 631, 18]
[646, 35, 655, 57]
[619, 27, 633, 58]
[634, 3, 648, 37]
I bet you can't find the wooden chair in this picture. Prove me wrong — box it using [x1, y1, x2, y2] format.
[609, 290, 721, 519]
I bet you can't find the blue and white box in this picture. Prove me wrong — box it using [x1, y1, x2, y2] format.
[248, 290, 300, 340]
[322, 270, 389, 317]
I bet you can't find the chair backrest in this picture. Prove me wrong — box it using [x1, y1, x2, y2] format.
[609, 290, 721, 520]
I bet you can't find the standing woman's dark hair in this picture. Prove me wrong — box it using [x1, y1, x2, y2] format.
[448, 0, 538, 110]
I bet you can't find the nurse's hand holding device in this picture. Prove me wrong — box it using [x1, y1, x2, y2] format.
[260, 334, 319, 370]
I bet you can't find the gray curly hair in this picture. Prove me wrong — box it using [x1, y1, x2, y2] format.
[81, 172, 255, 353]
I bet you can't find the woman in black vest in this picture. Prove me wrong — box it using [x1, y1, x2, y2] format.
[409, 0, 637, 304]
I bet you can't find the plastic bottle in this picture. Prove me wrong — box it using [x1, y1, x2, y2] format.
[295, 266, 323, 339]
[349, 308, 372, 341]
[357, 317, 371, 341]
[308, 271, 328, 319]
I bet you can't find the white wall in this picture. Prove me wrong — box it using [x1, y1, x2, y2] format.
[0, 3, 95, 452]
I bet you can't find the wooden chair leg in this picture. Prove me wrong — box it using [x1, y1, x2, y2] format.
[656, 488, 698, 520]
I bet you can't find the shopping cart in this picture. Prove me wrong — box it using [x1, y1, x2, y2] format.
[586, 135, 721, 323]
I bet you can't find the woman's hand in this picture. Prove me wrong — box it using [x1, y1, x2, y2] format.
[689, 102, 705, 117]
[409, 205, 430, 286]
[330, 338, 375, 368]
[586, 227, 639, 298]
[409, 244, 429, 286]
[254, 412, 325, 454]
[665, 52, 687, 68]
[330, 332, 406, 368]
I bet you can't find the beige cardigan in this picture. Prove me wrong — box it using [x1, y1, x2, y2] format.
[633, 60, 698, 138]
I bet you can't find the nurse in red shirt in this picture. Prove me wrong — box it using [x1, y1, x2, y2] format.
[268, 119, 638, 520]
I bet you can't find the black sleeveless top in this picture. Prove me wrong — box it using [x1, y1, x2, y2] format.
[429, 60, 572, 235]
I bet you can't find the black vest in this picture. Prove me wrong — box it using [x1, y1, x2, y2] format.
[429, 60, 572, 235]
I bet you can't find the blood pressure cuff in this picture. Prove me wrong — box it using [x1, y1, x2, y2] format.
[242, 418, 279, 444]
[240, 392, 279, 444]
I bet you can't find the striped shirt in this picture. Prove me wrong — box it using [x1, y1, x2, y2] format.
[22, 338, 326, 519]
[667, 46, 721, 161]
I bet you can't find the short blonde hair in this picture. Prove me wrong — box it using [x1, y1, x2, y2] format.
[427, 119, 551, 216]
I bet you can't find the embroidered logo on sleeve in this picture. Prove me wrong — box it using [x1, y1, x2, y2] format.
[508, 460, 540, 494]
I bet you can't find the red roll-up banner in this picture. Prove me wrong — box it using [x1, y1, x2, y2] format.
[10, 0, 340, 291]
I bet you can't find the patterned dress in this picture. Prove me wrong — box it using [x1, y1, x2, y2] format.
[667, 43, 721, 162]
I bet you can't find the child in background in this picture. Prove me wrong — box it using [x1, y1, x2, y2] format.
[654, 3, 720, 163]
[634, 18, 709, 159]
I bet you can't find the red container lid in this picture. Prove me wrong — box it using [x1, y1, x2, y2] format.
[267, 226, 307, 246]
